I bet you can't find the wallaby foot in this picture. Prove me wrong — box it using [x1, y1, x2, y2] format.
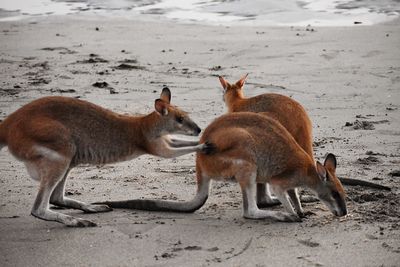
[31, 209, 97, 227]
[29, 158, 99, 227]
[243, 209, 302, 222]
[297, 210, 315, 218]
[50, 172, 112, 214]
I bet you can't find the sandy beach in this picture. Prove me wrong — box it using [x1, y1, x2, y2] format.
[0, 14, 399, 266]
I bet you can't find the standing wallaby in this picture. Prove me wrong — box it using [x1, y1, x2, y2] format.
[0, 88, 206, 227]
[219, 74, 314, 214]
[99, 112, 347, 222]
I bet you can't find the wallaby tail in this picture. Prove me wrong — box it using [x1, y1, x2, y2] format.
[93, 194, 208, 213]
[200, 141, 217, 155]
[0, 121, 6, 151]
[339, 178, 390, 191]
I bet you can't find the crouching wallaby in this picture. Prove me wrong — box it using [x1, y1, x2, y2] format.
[0, 88, 206, 227]
[219, 74, 314, 212]
[99, 112, 347, 222]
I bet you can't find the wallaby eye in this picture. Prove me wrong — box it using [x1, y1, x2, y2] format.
[176, 116, 184, 123]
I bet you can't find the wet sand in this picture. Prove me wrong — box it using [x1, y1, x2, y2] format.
[0, 16, 399, 266]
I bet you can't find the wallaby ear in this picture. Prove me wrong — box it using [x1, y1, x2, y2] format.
[160, 87, 171, 104]
[155, 99, 168, 115]
[219, 76, 229, 90]
[316, 161, 327, 181]
[235, 73, 248, 88]
[324, 153, 337, 171]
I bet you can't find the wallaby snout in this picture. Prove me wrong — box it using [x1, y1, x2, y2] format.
[191, 124, 201, 136]
[332, 191, 347, 217]
[180, 117, 201, 136]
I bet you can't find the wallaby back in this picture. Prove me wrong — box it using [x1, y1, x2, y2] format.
[198, 112, 312, 184]
[1, 94, 201, 166]
[1, 96, 145, 165]
[219, 75, 313, 159]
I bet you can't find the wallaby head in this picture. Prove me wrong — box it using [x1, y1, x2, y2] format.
[219, 74, 248, 104]
[314, 153, 347, 217]
[154, 87, 201, 136]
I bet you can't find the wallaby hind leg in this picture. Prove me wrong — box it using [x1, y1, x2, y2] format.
[239, 171, 300, 222]
[257, 183, 280, 208]
[29, 157, 97, 227]
[50, 169, 112, 213]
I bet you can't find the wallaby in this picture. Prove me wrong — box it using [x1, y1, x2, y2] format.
[0, 88, 206, 227]
[218, 75, 389, 206]
[219, 74, 314, 214]
[99, 112, 347, 222]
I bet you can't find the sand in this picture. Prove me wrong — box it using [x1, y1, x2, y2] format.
[0, 15, 399, 266]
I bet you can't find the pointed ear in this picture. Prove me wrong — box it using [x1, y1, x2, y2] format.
[235, 73, 248, 88]
[155, 99, 168, 115]
[324, 153, 337, 171]
[316, 161, 327, 181]
[219, 76, 229, 90]
[160, 87, 171, 104]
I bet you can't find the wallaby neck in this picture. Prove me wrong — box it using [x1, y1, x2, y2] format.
[283, 155, 321, 191]
[226, 91, 246, 112]
[135, 111, 165, 141]
[303, 163, 324, 192]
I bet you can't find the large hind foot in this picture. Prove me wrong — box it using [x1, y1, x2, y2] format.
[244, 209, 302, 222]
[31, 209, 97, 227]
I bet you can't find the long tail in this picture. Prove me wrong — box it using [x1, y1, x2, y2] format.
[0, 121, 6, 150]
[95, 176, 211, 213]
[94, 195, 208, 213]
[200, 141, 217, 155]
[339, 178, 390, 191]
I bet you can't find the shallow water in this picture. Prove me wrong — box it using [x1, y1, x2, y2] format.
[0, 0, 399, 26]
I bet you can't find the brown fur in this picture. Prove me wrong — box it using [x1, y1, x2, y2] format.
[220, 75, 313, 158]
[219, 75, 345, 215]
[198, 113, 313, 187]
[99, 112, 347, 222]
[0, 89, 205, 227]
[197, 112, 347, 221]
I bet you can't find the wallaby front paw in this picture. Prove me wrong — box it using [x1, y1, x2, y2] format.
[298, 210, 315, 218]
[277, 212, 302, 223]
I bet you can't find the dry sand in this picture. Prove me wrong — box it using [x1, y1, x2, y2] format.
[0, 16, 399, 266]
